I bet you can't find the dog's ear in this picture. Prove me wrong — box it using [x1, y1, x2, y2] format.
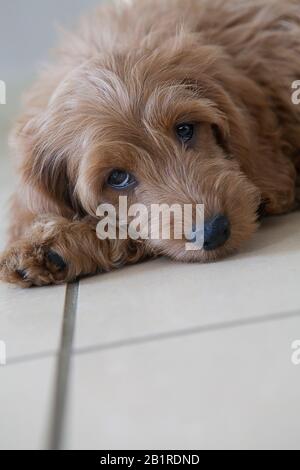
[220, 80, 297, 215]
[12, 114, 76, 216]
[195, 54, 298, 215]
[10, 71, 81, 216]
[218, 96, 296, 215]
[244, 147, 297, 215]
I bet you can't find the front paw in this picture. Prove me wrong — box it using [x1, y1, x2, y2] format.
[0, 242, 69, 288]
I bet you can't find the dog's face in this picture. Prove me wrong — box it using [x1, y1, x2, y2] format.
[20, 37, 295, 262]
[74, 80, 260, 262]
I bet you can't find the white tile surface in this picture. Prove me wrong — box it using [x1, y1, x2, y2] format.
[2, 103, 300, 450]
[0, 136, 66, 360]
[66, 315, 300, 450]
[0, 357, 56, 450]
[75, 212, 300, 350]
[0, 284, 66, 360]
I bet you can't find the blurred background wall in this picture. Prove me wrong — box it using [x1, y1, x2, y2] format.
[0, 0, 103, 130]
[0, 0, 102, 82]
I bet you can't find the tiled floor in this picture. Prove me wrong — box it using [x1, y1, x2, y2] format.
[1, 128, 300, 450]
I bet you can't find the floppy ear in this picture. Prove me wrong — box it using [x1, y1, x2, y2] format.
[10, 68, 81, 217]
[246, 146, 297, 215]
[221, 94, 297, 215]
[12, 114, 77, 217]
[18, 119, 74, 208]
[208, 61, 297, 215]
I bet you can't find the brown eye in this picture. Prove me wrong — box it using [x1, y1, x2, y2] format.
[107, 170, 137, 189]
[176, 123, 194, 143]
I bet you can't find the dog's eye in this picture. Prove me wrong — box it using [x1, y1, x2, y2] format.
[176, 123, 194, 143]
[107, 170, 136, 189]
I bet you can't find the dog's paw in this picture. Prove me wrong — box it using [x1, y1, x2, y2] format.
[0, 242, 69, 288]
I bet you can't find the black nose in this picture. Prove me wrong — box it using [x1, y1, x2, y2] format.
[203, 215, 231, 251]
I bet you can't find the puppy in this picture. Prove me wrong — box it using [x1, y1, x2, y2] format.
[1, 0, 300, 287]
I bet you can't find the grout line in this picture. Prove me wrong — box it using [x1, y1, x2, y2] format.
[73, 308, 300, 358]
[4, 306, 300, 367]
[47, 281, 79, 451]
[7, 350, 57, 366]
[5, 308, 300, 368]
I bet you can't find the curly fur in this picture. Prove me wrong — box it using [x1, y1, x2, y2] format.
[1, 0, 300, 287]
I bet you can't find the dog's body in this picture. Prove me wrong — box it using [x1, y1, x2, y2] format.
[1, 0, 300, 287]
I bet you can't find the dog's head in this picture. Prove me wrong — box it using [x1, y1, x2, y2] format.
[16, 34, 296, 262]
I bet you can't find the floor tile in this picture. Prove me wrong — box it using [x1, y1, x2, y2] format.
[66, 315, 300, 450]
[0, 357, 56, 450]
[0, 129, 64, 449]
[0, 135, 66, 360]
[75, 212, 300, 350]
[0, 283, 66, 360]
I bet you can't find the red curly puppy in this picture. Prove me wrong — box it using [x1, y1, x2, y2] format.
[1, 0, 300, 287]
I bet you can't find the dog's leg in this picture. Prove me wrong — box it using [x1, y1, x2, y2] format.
[0, 215, 141, 287]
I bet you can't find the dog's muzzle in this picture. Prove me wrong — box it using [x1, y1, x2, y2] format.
[191, 214, 231, 251]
